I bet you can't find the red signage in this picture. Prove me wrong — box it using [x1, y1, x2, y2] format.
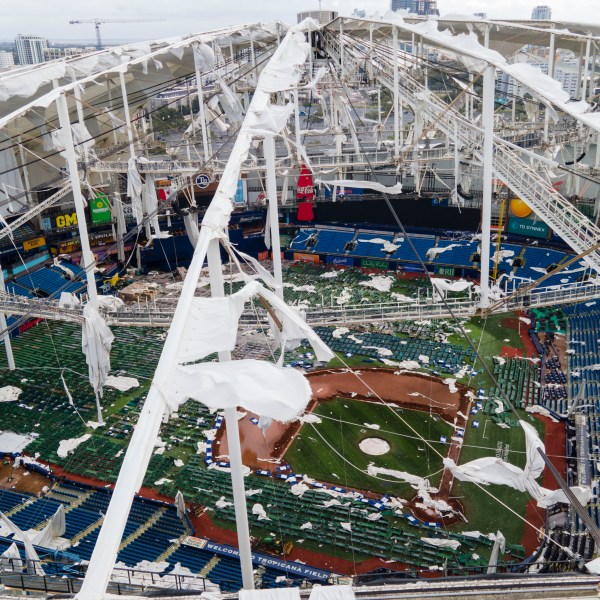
[19, 317, 43, 334]
[296, 164, 314, 201]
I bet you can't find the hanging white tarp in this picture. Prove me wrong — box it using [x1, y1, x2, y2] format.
[177, 281, 260, 363]
[257, 284, 334, 362]
[0, 542, 22, 573]
[127, 158, 144, 224]
[240, 589, 301, 600]
[422, 537, 461, 550]
[309, 585, 355, 600]
[82, 303, 114, 398]
[143, 174, 164, 237]
[164, 359, 311, 421]
[29, 505, 66, 547]
[0, 512, 44, 576]
[202, 25, 312, 235]
[0, 147, 24, 215]
[175, 490, 186, 520]
[444, 420, 593, 508]
[431, 278, 474, 299]
[317, 179, 402, 195]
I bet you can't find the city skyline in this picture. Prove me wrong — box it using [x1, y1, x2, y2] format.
[1, 1, 599, 44]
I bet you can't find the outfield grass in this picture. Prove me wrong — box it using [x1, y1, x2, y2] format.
[449, 409, 545, 544]
[287, 398, 453, 497]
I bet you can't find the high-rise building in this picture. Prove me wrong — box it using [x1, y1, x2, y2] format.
[474, 12, 487, 19]
[415, 0, 439, 15]
[391, 0, 438, 15]
[532, 5, 552, 20]
[15, 34, 48, 65]
[0, 51, 15, 69]
[391, 0, 416, 13]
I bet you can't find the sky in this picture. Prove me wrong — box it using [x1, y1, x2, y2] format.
[3, 0, 600, 44]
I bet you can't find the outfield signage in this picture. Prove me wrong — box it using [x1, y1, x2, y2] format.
[23, 237, 46, 251]
[90, 193, 112, 224]
[436, 266, 455, 276]
[293, 252, 320, 264]
[326, 255, 354, 266]
[507, 217, 549, 239]
[402, 264, 426, 273]
[361, 258, 389, 270]
[55, 212, 78, 229]
[183, 537, 331, 580]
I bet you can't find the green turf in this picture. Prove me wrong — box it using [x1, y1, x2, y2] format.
[287, 398, 453, 497]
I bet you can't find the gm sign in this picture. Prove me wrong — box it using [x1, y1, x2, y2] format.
[56, 213, 78, 228]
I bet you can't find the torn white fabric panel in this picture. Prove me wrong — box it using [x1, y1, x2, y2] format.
[586, 556, 600, 574]
[309, 585, 355, 600]
[422, 537, 460, 550]
[58, 292, 80, 309]
[202, 27, 310, 235]
[367, 464, 425, 486]
[444, 420, 592, 508]
[240, 589, 301, 600]
[317, 179, 402, 195]
[127, 158, 144, 224]
[431, 278, 473, 298]
[0, 542, 23, 573]
[82, 302, 114, 398]
[30, 505, 66, 547]
[165, 359, 312, 422]
[102, 107, 126, 133]
[252, 503, 270, 521]
[183, 213, 200, 248]
[143, 174, 162, 236]
[426, 244, 462, 260]
[57, 434, 91, 458]
[193, 43, 216, 71]
[51, 122, 95, 159]
[177, 281, 260, 363]
[97, 295, 125, 311]
[0, 386, 21, 402]
[258, 284, 334, 362]
[235, 249, 280, 290]
[537, 485, 593, 509]
[105, 375, 139, 392]
[0, 512, 44, 576]
[175, 490, 186, 520]
[52, 258, 74, 280]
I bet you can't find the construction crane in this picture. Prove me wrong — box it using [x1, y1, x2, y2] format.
[69, 18, 161, 50]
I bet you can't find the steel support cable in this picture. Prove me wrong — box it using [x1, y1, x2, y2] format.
[325, 41, 600, 550]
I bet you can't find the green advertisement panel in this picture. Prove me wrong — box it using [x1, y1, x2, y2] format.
[507, 216, 549, 239]
[361, 258, 390, 270]
[90, 193, 112, 224]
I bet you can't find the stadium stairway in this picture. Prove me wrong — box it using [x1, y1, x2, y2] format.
[118, 507, 165, 552]
[200, 555, 221, 577]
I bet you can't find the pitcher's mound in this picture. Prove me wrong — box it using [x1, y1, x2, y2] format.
[359, 438, 390, 456]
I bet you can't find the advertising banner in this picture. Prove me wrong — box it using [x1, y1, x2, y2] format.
[507, 198, 549, 239]
[55, 212, 78, 229]
[90, 193, 112, 224]
[23, 237, 46, 251]
[361, 258, 389, 270]
[326, 255, 354, 266]
[293, 252, 320, 264]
